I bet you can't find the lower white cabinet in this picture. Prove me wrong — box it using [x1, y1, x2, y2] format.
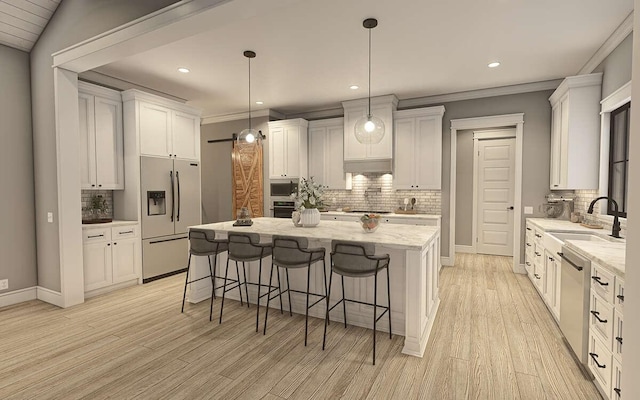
[524, 222, 561, 321]
[319, 213, 440, 227]
[83, 223, 141, 294]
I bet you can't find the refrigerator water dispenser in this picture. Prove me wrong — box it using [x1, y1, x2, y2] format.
[147, 191, 166, 216]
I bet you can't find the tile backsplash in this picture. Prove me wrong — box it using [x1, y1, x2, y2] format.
[81, 190, 114, 220]
[323, 173, 441, 214]
[573, 189, 626, 236]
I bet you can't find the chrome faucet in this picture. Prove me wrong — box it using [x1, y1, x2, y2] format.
[587, 197, 622, 238]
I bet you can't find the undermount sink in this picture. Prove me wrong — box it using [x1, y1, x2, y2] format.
[547, 232, 610, 243]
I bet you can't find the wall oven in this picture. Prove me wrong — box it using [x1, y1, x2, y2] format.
[270, 180, 298, 198]
[273, 201, 295, 219]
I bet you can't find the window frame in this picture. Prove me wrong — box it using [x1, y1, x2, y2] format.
[607, 102, 630, 218]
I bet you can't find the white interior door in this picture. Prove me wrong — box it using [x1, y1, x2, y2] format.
[476, 137, 515, 256]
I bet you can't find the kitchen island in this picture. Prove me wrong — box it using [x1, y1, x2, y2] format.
[187, 217, 440, 357]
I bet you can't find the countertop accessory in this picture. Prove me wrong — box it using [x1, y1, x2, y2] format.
[234, 207, 253, 226]
[411, 198, 416, 210]
[354, 18, 385, 145]
[403, 198, 409, 211]
[291, 210, 302, 227]
[83, 194, 112, 224]
[580, 223, 603, 229]
[360, 213, 381, 233]
[395, 209, 417, 214]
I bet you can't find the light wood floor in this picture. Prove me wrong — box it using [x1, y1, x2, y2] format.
[0, 254, 601, 399]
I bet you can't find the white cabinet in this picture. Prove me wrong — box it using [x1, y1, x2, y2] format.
[268, 119, 308, 179]
[82, 223, 141, 295]
[525, 222, 562, 321]
[124, 90, 201, 161]
[393, 106, 445, 189]
[342, 95, 398, 162]
[548, 73, 602, 190]
[308, 118, 351, 189]
[78, 82, 124, 190]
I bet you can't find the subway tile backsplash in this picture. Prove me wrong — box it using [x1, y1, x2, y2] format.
[81, 190, 114, 220]
[323, 173, 441, 214]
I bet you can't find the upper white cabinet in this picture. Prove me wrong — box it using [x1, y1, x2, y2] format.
[393, 106, 445, 190]
[308, 118, 351, 189]
[123, 90, 201, 161]
[342, 95, 398, 162]
[78, 82, 124, 190]
[268, 119, 308, 179]
[548, 73, 602, 190]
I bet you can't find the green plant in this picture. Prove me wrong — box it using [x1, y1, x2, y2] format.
[84, 195, 108, 215]
[292, 177, 324, 210]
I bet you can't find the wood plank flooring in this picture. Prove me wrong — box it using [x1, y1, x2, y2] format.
[0, 254, 601, 399]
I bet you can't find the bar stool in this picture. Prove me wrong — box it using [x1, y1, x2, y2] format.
[322, 240, 391, 365]
[182, 228, 239, 321]
[264, 235, 327, 346]
[220, 232, 279, 332]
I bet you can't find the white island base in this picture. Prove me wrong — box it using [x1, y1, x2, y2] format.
[187, 218, 440, 357]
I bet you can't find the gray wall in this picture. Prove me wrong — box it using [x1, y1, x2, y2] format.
[594, 33, 633, 99]
[200, 117, 270, 223]
[455, 129, 474, 246]
[428, 90, 554, 260]
[0, 44, 37, 293]
[30, 0, 178, 291]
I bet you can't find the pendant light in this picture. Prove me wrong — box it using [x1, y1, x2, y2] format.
[237, 50, 262, 145]
[354, 18, 384, 144]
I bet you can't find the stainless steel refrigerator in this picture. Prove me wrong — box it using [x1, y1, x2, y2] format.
[140, 156, 200, 282]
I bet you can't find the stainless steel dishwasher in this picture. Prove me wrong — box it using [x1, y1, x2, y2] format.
[557, 247, 591, 366]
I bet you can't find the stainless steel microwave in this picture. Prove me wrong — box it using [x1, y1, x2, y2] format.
[270, 180, 298, 197]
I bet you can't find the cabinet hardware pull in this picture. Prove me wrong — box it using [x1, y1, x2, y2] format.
[526, 243, 532, 247]
[526, 227, 532, 231]
[525, 262, 531, 266]
[114, 242, 117, 245]
[119, 230, 134, 235]
[98, 184, 102, 187]
[614, 388, 621, 397]
[548, 256, 554, 261]
[535, 252, 541, 256]
[589, 352, 606, 369]
[535, 234, 542, 238]
[534, 274, 540, 279]
[557, 252, 583, 271]
[590, 310, 608, 323]
[107, 243, 111, 246]
[615, 336, 623, 345]
[88, 234, 104, 238]
[591, 276, 609, 286]
[617, 294, 624, 301]
[91, 184, 95, 187]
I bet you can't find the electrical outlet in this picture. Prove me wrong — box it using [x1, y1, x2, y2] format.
[0, 279, 8, 291]
[47, 212, 53, 223]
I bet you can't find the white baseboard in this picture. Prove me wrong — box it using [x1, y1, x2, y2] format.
[514, 263, 527, 274]
[440, 257, 454, 267]
[0, 287, 37, 308]
[85, 280, 138, 299]
[37, 286, 64, 307]
[455, 245, 475, 254]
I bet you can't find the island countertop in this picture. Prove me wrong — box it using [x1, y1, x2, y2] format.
[191, 217, 440, 251]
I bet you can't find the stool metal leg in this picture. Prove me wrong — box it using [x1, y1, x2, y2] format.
[304, 262, 311, 346]
[235, 261, 244, 307]
[212, 254, 217, 299]
[373, 272, 378, 365]
[323, 257, 329, 326]
[387, 266, 392, 338]
[208, 255, 215, 321]
[256, 258, 263, 332]
[285, 269, 293, 316]
[181, 254, 191, 313]
[341, 276, 347, 328]
[219, 257, 231, 324]
[263, 263, 276, 335]
[242, 263, 250, 307]
[276, 268, 284, 314]
[322, 269, 334, 351]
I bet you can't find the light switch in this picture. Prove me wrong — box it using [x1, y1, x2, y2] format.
[524, 206, 533, 215]
[47, 212, 53, 223]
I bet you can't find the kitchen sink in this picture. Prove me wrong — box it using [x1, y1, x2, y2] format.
[547, 232, 610, 243]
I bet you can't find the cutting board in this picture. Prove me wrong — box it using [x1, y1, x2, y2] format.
[580, 223, 603, 229]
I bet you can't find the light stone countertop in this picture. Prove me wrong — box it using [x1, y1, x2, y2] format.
[527, 218, 626, 278]
[82, 220, 138, 229]
[322, 211, 441, 220]
[191, 217, 440, 251]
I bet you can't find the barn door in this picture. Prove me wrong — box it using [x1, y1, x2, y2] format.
[232, 141, 264, 219]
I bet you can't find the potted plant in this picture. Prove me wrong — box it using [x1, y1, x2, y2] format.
[291, 177, 324, 227]
[83, 194, 111, 223]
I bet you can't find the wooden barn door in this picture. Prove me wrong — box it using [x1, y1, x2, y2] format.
[232, 142, 264, 219]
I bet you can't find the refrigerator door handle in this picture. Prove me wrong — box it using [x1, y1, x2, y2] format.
[176, 171, 181, 222]
[170, 171, 174, 222]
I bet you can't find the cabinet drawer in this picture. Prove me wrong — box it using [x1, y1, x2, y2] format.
[533, 243, 544, 266]
[533, 228, 544, 244]
[112, 224, 139, 239]
[525, 254, 534, 276]
[83, 228, 111, 243]
[588, 334, 612, 396]
[611, 357, 622, 400]
[591, 263, 615, 303]
[614, 278, 625, 314]
[613, 309, 623, 362]
[590, 290, 614, 348]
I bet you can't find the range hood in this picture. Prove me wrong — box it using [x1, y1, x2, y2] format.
[344, 159, 392, 174]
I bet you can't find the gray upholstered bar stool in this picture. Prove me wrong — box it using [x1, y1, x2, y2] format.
[182, 228, 238, 322]
[263, 235, 327, 346]
[322, 240, 391, 365]
[220, 232, 278, 332]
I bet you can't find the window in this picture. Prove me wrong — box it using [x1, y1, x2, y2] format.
[608, 102, 630, 218]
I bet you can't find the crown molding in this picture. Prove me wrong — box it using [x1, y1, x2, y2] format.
[286, 107, 344, 121]
[308, 117, 344, 128]
[201, 109, 285, 125]
[601, 80, 632, 112]
[579, 11, 634, 75]
[122, 89, 201, 115]
[549, 72, 603, 104]
[394, 105, 445, 119]
[79, 71, 188, 103]
[451, 113, 524, 130]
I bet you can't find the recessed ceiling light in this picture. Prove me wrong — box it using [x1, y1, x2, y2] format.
[255, 101, 264, 105]
[350, 85, 359, 90]
[177, 67, 190, 73]
[488, 62, 501, 68]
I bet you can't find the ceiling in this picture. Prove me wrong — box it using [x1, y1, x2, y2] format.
[94, 0, 634, 118]
[0, 0, 60, 52]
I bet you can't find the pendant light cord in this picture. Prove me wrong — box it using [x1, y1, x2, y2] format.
[368, 26, 372, 118]
[248, 56, 252, 130]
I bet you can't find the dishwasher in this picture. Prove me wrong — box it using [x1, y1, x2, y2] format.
[557, 247, 591, 367]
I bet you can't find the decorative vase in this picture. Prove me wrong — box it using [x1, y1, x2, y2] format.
[292, 210, 302, 227]
[300, 208, 320, 227]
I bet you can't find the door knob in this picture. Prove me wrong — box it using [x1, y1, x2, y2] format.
[507, 206, 514, 210]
